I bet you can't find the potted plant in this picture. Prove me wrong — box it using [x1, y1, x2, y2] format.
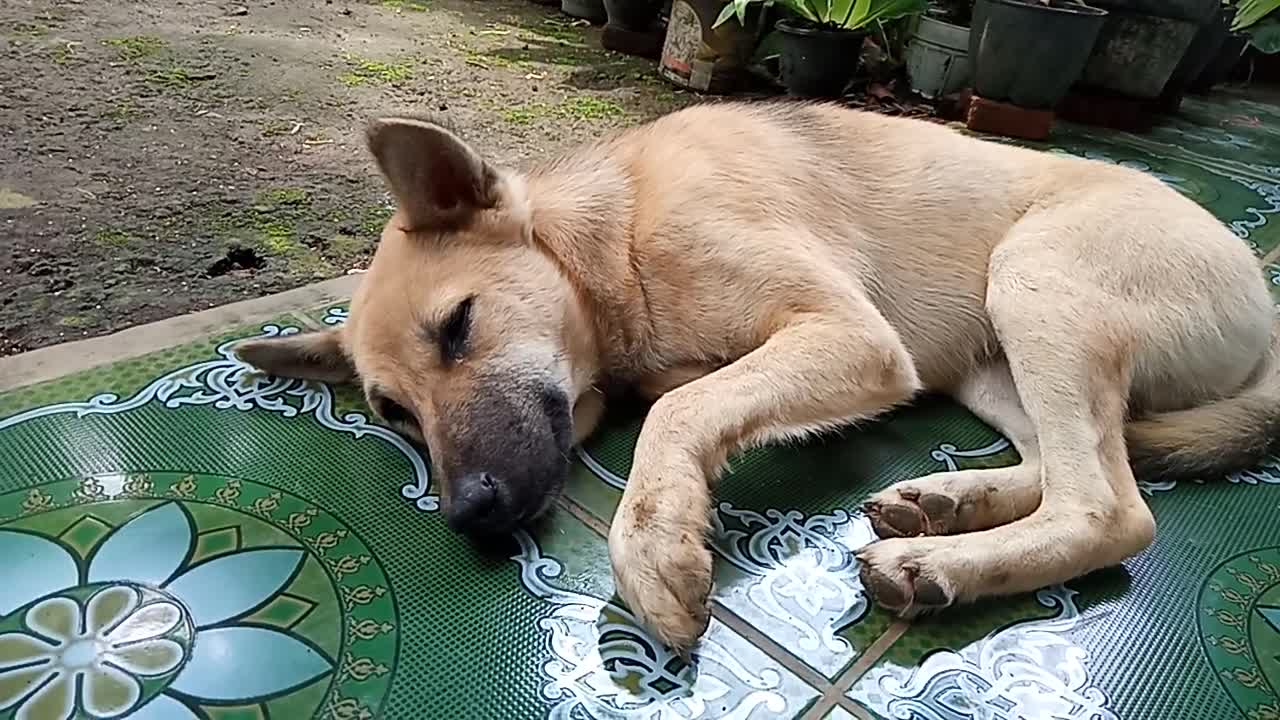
[659, 0, 770, 93]
[905, 0, 974, 98]
[1155, 1, 1239, 111]
[1076, 2, 1216, 101]
[716, 0, 928, 97]
[969, 0, 1109, 110]
[603, 0, 671, 57]
[1188, 0, 1266, 92]
[1234, 0, 1280, 51]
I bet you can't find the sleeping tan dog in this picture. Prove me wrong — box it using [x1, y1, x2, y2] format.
[236, 101, 1279, 652]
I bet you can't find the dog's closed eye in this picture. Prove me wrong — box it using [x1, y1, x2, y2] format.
[441, 295, 474, 362]
[375, 396, 415, 426]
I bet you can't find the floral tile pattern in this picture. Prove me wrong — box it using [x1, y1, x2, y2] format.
[2, 93, 1279, 719]
[569, 407, 1012, 681]
[0, 323, 818, 719]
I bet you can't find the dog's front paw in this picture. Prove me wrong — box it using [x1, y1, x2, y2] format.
[855, 538, 955, 617]
[609, 504, 713, 653]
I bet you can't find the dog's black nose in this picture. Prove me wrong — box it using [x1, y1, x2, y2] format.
[446, 473, 505, 535]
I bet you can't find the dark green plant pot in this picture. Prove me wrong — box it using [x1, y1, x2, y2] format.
[563, 0, 607, 23]
[603, 0, 666, 57]
[970, 0, 1108, 109]
[775, 18, 865, 97]
[1188, 32, 1248, 93]
[1155, 6, 1236, 112]
[604, 0, 663, 30]
[1079, 12, 1200, 99]
[1083, 0, 1216, 23]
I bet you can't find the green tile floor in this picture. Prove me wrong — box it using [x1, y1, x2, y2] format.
[2, 94, 1280, 719]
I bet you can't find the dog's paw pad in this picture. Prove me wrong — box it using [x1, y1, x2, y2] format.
[857, 543, 955, 617]
[864, 487, 959, 538]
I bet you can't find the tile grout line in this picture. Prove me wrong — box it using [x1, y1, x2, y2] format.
[557, 495, 610, 538]
[1260, 242, 1280, 267]
[840, 698, 876, 720]
[709, 601, 833, 694]
[830, 620, 910, 696]
[555, 496, 838, 700]
[793, 622, 912, 719]
[288, 310, 325, 330]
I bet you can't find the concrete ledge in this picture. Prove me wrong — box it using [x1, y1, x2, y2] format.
[0, 274, 362, 394]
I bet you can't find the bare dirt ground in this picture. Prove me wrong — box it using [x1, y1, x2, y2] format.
[0, 0, 694, 356]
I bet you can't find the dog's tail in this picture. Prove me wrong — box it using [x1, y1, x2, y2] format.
[1126, 317, 1280, 482]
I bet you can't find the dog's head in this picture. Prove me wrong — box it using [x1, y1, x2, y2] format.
[235, 117, 598, 540]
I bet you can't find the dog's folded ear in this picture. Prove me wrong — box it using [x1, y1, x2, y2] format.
[365, 116, 501, 232]
[234, 329, 356, 384]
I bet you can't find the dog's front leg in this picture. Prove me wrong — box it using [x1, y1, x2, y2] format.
[610, 303, 922, 651]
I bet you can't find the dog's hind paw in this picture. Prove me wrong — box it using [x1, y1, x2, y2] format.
[863, 485, 958, 538]
[855, 539, 955, 617]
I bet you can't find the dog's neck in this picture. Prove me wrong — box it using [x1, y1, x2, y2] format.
[525, 153, 651, 377]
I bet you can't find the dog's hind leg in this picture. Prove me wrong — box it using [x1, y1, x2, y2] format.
[864, 359, 1043, 537]
[857, 226, 1157, 616]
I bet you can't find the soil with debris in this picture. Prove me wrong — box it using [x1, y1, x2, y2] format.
[0, 0, 696, 356]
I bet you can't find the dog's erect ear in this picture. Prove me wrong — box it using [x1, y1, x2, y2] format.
[365, 117, 500, 231]
[234, 329, 355, 384]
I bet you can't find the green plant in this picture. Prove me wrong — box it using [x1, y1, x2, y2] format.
[1233, 0, 1280, 53]
[716, 0, 926, 30]
[1233, 0, 1277, 29]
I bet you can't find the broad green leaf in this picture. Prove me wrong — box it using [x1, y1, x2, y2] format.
[1233, 0, 1280, 30]
[831, 0, 857, 25]
[1250, 18, 1280, 52]
[714, 1, 741, 27]
[859, 0, 927, 27]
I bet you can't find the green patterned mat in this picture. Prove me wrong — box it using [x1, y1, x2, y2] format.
[2, 95, 1280, 720]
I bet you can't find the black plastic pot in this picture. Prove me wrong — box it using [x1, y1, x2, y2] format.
[605, 0, 663, 29]
[775, 18, 865, 97]
[1155, 6, 1236, 112]
[1188, 32, 1249, 93]
[603, 0, 667, 57]
[970, 0, 1108, 109]
[1083, 0, 1216, 23]
[563, 0, 607, 23]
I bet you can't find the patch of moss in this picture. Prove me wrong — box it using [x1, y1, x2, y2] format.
[257, 220, 300, 255]
[465, 52, 526, 70]
[507, 17, 586, 45]
[258, 188, 308, 206]
[502, 97, 625, 125]
[9, 22, 49, 38]
[329, 232, 371, 257]
[92, 229, 133, 248]
[379, 0, 430, 10]
[261, 120, 298, 137]
[51, 44, 81, 65]
[58, 315, 92, 329]
[359, 208, 392, 236]
[339, 55, 413, 87]
[100, 101, 140, 123]
[560, 96, 624, 121]
[502, 103, 552, 126]
[144, 66, 196, 89]
[104, 35, 167, 62]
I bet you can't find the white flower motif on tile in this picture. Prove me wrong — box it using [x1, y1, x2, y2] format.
[0, 501, 332, 719]
[0, 587, 185, 720]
